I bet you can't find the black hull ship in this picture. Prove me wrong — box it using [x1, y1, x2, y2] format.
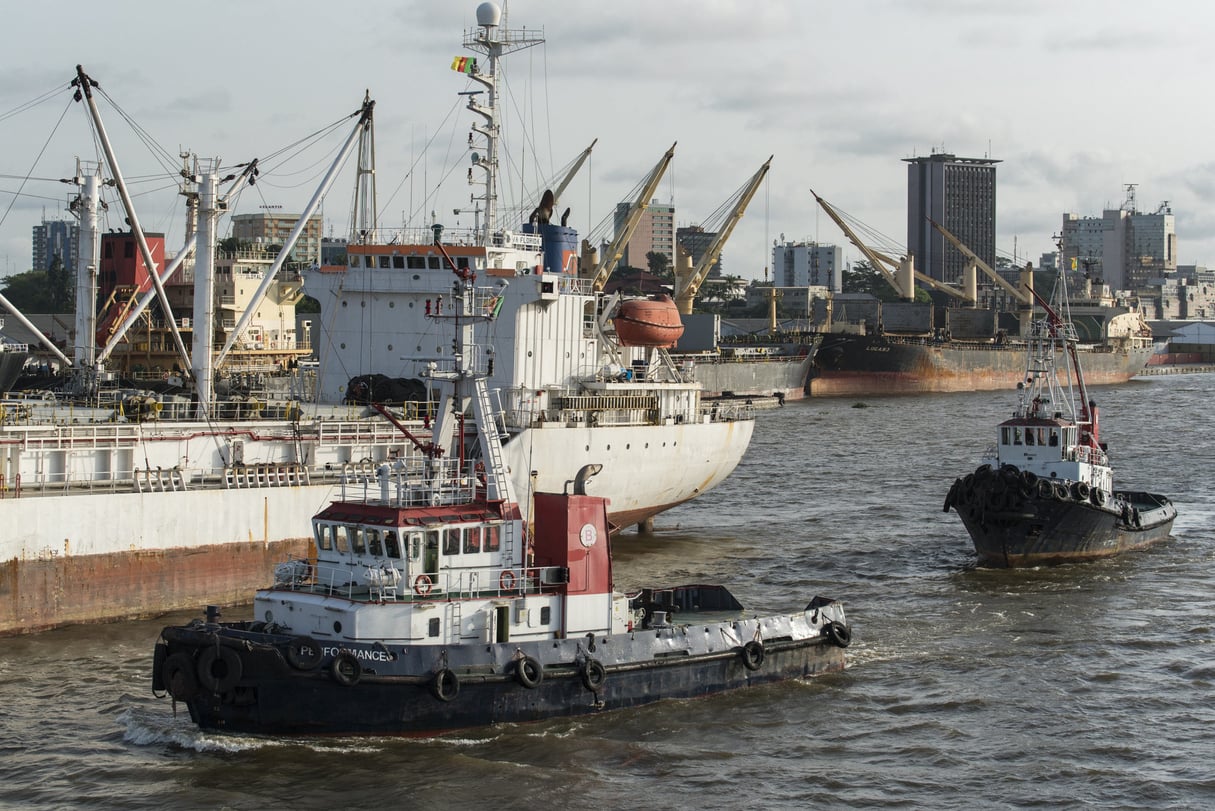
[945, 283, 1176, 567]
[152, 208, 849, 737]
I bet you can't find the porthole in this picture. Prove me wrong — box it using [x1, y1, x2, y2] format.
[340, 343, 346, 349]
[387, 344, 393, 351]
[360, 301, 366, 307]
[585, 445, 590, 451]
[341, 301, 348, 307]
[333, 621, 342, 633]
[389, 301, 395, 308]
[606, 445, 611, 451]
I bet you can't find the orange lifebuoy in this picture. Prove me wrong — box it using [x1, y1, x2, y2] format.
[413, 574, 434, 597]
[499, 570, 516, 591]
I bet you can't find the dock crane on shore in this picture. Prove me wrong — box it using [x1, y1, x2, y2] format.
[583, 143, 677, 292]
[810, 189, 974, 303]
[672, 156, 772, 315]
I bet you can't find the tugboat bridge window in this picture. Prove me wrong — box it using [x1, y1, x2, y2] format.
[384, 531, 401, 559]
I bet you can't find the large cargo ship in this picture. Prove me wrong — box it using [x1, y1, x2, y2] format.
[673, 315, 816, 400]
[807, 291, 1153, 397]
[0, 5, 752, 636]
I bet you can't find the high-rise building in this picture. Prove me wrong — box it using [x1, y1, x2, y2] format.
[1060, 193, 1175, 292]
[613, 200, 674, 270]
[676, 225, 721, 277]
[32, 218, 79, 275]
[230, 212, 322, 267]
[905, 153, 999, 283]
[772, 241, 843, 292]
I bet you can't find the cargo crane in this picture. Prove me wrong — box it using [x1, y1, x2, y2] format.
[810, 189, 973, 303]
[928, 218, 1033, 307]
[583, 143, 676, 292]
[672, 156, 772, 315]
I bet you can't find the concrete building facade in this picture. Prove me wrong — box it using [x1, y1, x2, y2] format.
[614, 200, 675, 270]
[32, 218, 79, 274]
[230, 212, 322, 267]
[1060, 200, 1176, 293]
[772, 241, 843, 292]
[905, 153, 999, 283]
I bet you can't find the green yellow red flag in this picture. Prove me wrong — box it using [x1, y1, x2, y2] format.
[451, 56, 477, 74]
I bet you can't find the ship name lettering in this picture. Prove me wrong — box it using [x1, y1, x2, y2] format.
[322, 646, 393, 662]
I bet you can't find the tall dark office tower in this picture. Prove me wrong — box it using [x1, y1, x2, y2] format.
[905, 153, 999, 283]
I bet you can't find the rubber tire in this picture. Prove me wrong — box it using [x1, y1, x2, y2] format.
[163, 652, 199, 700]
[285, 637, 324, 671]
[580, 658, 607, 692]
[741, 640, 765, 671]
[331, 651, 362, 687]
[431, 668, 460, 702]
[196, 646, 242, 693]
[826, 621, 852, 648]
[516, 655, 544, 688]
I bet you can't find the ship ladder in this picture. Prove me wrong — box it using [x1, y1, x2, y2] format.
[473, 378, 513, 503]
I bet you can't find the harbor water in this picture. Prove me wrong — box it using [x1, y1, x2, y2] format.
[1, 373, 1212, 809]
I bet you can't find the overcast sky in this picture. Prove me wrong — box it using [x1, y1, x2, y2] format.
[3, 0, 1214, 282]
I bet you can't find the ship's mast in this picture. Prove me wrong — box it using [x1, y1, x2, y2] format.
[462, 1, 543, 242]
[352, 90, 377, 243]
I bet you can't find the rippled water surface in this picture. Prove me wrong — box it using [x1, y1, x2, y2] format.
[2, 374, 1213, 810]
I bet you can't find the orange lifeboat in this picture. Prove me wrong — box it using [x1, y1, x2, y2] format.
[613, 295, 685, 348]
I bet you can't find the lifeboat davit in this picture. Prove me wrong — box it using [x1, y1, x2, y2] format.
[613, 295, 685, 348]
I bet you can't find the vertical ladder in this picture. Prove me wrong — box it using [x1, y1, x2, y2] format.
[473, 377, 516, 505]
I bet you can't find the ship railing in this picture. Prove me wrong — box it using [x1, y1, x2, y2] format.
[224, 463, 310, 489]
[134, 466, 187, 493]
[274, 559, 565, 602]
[700, 400, 753, 422]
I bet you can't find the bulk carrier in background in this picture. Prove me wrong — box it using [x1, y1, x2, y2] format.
[805, 191, 1153, 397]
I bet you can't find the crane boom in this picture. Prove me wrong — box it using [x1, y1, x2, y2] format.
[929, 218, 1031, 305]
[588, 143, 676, 291]
[673, 156, 772, 315]
[550, 138, 597, 207]
[810, 189, 910, 299]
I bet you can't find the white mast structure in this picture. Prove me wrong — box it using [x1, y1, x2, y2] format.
[462, 1, 544, 242]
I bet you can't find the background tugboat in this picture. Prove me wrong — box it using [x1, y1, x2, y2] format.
[944, 280, 1177, 567]
[151, 248, 850, 737]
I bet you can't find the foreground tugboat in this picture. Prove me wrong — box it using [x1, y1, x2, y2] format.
[152, 251, 849, 737]
[945, 281, 1176, 567]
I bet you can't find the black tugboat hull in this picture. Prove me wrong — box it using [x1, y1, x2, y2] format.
[154, 607, 849, 736]
[947, 468, 1176, 567]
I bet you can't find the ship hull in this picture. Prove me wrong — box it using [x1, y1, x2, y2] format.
[155, 610, 847, 736]
[947, 468, 1176, 567]
[808, 334, 1152, 397]
[0, 418, 751, 635]
[681, 355, 813, 400]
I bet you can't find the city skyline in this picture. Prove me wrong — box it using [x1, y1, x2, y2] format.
[3, 1, 1215, 284]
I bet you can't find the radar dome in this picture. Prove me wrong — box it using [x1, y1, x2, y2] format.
[476, 2, 502, 27]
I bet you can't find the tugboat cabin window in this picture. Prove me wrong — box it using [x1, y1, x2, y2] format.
[1013, 428, 1023, 445]
[393, 256, 405, 269]
[316, 524, 333, 551]
[1049, 430, 1059, 447]
[485, 524, 501, 552]
[384, 531, 401, 559]
[350, 527, 367, 555]
[428, 617, 441, 637]
[378, 256, 390, 269]
[407, 256, 426, 269]
[367, 529, 383, 557]
[442, 529, 459, 555]
[464, 528, 481, 554]
[334, 526, 350, 554]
